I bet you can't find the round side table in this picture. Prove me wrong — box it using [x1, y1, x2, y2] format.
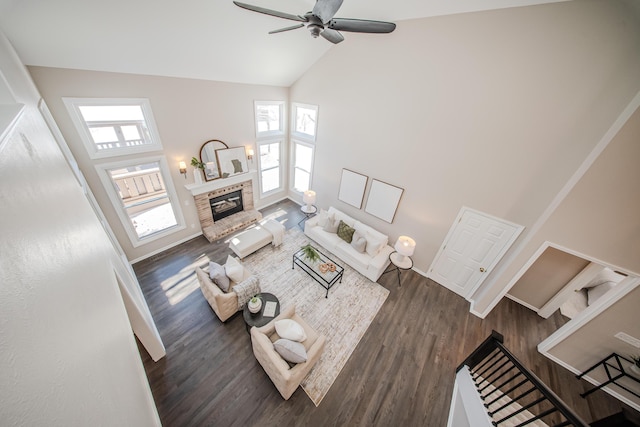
[243, 292, 280, 333]
[382, 251, 413, 287]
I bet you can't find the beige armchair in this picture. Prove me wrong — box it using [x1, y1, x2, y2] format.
[250, 305, 325, 400]
[195, 260, 255, 322]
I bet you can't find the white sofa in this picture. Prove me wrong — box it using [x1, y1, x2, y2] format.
[304, 206, 393, 282]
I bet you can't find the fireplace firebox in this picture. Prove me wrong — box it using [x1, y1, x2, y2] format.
[209, 190, 244, 222]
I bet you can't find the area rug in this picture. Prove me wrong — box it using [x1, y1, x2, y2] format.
[241, 227, 389, 406]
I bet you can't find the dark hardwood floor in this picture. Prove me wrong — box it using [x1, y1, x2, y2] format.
[134, 199, 633, 426]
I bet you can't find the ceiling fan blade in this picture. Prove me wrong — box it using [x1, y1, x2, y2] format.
[233, 1, 307, 22]
[320, 28, 344, 44]
[312, 0, 344, 23]
[269, 23, 305, 34]
[328, 18, 396, 33]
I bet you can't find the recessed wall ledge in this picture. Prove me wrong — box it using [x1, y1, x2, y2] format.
[184, 170, 258, 196]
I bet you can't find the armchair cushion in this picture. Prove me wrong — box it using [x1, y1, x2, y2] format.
[273, 339, 307, 364]
[225, 254, 244, 282]
[208, 261, 230, 292]
[275, 318, 307, 342]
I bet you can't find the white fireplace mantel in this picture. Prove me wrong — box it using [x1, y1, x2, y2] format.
[184, 170, 258, 197]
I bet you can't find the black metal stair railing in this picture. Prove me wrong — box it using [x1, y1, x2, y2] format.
[456, 331, 588, 427]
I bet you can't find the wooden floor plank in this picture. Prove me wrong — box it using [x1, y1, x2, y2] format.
[134, 199, 634, 426]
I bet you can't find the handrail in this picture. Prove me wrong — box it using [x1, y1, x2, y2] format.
[457, 331, 588, 427]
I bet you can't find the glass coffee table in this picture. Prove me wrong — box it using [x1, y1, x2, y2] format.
[292, 246, 344, 298]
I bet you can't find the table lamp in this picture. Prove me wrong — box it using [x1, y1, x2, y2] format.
[394, 236, 416, 263]
[302, 190, 316, 213]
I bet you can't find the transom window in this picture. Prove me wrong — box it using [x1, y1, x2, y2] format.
[291, 102, 318, 141]
[64, 98, 163, 159]
[254, 100, 284, 138]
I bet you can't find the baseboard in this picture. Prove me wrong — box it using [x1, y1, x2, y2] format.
[540, 350, 640, 412]
[505, 294, 540, 313]
[130, 231, 203, 264]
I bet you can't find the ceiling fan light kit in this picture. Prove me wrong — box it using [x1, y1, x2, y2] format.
[233, 0, 396, 44]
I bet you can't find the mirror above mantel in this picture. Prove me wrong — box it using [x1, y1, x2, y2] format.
[199, 139, 228, 181]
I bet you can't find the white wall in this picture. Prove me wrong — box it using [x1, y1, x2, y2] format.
[0, 32, 160, 425]
[288, 0, 640, 290]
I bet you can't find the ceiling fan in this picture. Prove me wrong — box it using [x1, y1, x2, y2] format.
[233, 0, 396, 44]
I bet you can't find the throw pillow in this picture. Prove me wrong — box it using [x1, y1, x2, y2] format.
[365, 232, 387, 257]
[275, 318, 307, 342]
[583, 268, 622, 289]
[316, 209, 329, 227]
[337, 220, 356, 243]
[209, 261, 230, 292]
[587, 282, 615, 305]
[273, 339, 307, 364]
[351, 233, 367, 253]
[225, 255, 245, 283]
[323, 218, 339, 233]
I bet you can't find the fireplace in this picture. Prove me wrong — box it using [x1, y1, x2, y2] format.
[193, 179, 262, 242]
[209, 190, 244, 222]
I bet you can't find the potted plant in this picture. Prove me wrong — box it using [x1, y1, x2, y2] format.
[248, 294, 262, 314]
[191, 157, 205, 184]
[191, 157, 205, 170]
[301, 244, 320, 264]
[630, 355, 640, 375]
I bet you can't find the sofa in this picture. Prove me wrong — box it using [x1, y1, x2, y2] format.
[304, 206, 393, 281]
[195, 255, 260, 322]
[250, 305, 325, 400]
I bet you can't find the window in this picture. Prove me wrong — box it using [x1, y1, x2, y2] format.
[291, 103, 318, 141]
[292, 140, 314, 193]
[257, 140, 282, 195]
[64, 98, 163, 159]
[254, 101, 284, 138]
[254, 101, 285, 197]
[96, 156, 185, 247]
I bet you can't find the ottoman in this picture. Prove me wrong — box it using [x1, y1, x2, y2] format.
[229, 226, 273, 259]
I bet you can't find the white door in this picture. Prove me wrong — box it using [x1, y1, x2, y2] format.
[428, 207, 524, 299]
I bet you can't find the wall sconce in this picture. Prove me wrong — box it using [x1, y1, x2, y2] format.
[179, 161, 187, 179]
[247, 148, 254, 162]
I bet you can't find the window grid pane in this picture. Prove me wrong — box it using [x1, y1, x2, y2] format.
[256, 104, 281, 133]
[294, 168, 310, 192]
[295, 107, 316, 136]
[261, 168, 280, 193]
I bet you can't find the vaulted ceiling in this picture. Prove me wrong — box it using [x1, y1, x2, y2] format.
[0, 0, 570, 87]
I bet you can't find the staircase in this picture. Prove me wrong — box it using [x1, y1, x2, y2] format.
[451, 331, 588, 427]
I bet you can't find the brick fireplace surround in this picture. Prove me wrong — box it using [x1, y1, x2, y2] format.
[193, 179, 262, 242]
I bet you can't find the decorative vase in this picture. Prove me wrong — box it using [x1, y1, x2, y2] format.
[630, 364, 640, 376]
[248, 297, 262, 314]
[193, 168, 203, 185]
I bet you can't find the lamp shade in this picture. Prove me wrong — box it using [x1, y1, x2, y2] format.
[303, 190, 316, 205]
[394, 236, 416, 257]
[179, 161, 187, 170]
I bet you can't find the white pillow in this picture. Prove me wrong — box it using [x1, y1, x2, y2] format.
[273, 339, 307, 364]
[225, 255, 244, 283]
[275, 318, 307, 342]
[587, 282, 615, 305]
[351, 230, 367, 253]
[316, 209, 329, 227]
[584, 268, 623, 289]
[365, 232, 386, 257]
[323, 218, 340, 233]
